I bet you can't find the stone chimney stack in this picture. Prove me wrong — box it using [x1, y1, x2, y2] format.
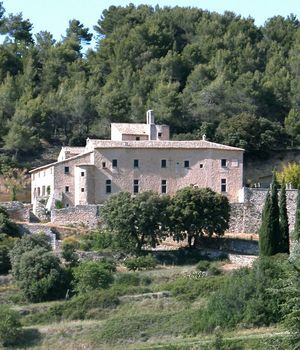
[146, 110, 156, 140]
[146, 110, 155, 125]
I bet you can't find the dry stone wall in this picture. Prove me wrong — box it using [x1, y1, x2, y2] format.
[0, 201, 30, 222]
[229, 188, 298, 233]
[51, 205, 101, 228]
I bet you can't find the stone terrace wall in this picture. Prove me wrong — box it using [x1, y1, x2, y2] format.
[51, 205, 101, 228]
[229, 188, 297, 233]
[0, 201, 30, 222]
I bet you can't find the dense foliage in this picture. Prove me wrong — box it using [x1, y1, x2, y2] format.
[0, 4, 299, 156]
[9, 234, 70, 302]
[0, 306, 21, 346]
[102, 188, 230, 252]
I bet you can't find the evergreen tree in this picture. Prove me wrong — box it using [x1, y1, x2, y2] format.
[279, 181, 289, 253]
[295, 187, 300, 241]
[259, 177, 281, 256]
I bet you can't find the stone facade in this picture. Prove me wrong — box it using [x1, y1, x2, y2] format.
[229, 188, 298, 233]
[51, 205, 101, 228]
[1, 201, 30, 222]
[30, 111, 244, 214]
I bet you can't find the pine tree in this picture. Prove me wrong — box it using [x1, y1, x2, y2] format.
[279, 181, 289, 253]
[295, 187, 300, 241]
[259, 176, 281, 256]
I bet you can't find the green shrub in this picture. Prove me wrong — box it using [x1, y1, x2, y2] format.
[79, 230, 115, 251]
[0, 306, 21, 346]
[114, 272, 152, 287]
[61, 239, 79, 267]
[73, 260, 114, 293]
[55, 200, 63, 209]
[124, 254, 157, 271]
[196, 260, 211, 271]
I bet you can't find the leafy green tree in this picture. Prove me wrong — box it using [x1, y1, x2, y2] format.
[169, 187, 230, 248]
[279, 182, 289, 253]
[276, 162, 300, 189]
[102, 191, 170, 253]
[0, 206, 19, 237]
[73, 260, 114, 294]
[259, 177, 281, 256]
[11, 246, 68, 302]
[295, 187, 300, 241]
[285, 108, 300, 146]
[0, 306, 21, 346]
[0, 233, 16, 274]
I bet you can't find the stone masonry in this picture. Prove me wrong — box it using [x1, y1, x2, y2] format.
[229, 188, 298, 233]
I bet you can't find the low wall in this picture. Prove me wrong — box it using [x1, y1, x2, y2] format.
[17, 223, 57, 249]
[229, 188, 298, 233]
[0, 201, 31, 222]
[51, 205, 101, 228]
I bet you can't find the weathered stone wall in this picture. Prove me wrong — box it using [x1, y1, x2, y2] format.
[229, 188, 297, 233]
[17, 223, 57, 249]
[0, 201, 30, 222]
[51, 205, 101, 228]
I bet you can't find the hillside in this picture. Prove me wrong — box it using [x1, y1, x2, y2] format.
[0, 4, 298, 159]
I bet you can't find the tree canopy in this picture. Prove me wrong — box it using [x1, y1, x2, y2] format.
[0, 4, 298, 155]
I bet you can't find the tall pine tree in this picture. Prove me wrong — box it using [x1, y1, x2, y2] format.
[295, 187, 300, 241]
[259, 176, 281, 256]
[279, 181, 289, 253]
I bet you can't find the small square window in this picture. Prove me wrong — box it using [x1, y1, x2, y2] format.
[136, 137, 140, 141]
[158, 132, 162, 137]
[81, 172, 85, 177]
[221, 159, 227, 167]
[161, 159, 167, 168]
[64, 166, 69, 174]
[112, 159, 118, 168]
[81, 188, 85, 192]
[134, 159, 139, 168]
[65, 186, 69, 193]
[200, 164, 203, 168]
[184, 160, 190, 168]
[102, 162, 106, 168]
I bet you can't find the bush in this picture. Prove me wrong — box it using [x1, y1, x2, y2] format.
[79, 230, 115, 251]
[124, 254, 157, 271]
[114, 272, 152, 287]
[0, 234, 17, 274]
[61, 238, 79, 267]
[196, 260, 211, 271]
[0, 306, 21, 346]
[0, 207, 19, 237]
[73, 260, 114, 293]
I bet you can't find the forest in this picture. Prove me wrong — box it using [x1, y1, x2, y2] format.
[0, 3, 299, 157]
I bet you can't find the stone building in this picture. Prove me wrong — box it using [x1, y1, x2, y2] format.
[30, 110, 244, 214]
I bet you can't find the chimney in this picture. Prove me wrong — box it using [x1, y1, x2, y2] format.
[146, 110, 155, 125]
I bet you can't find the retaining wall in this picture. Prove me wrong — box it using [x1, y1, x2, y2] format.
[229, 188, 297, 233]
[0, 201, 30, 222]
[51, 205, 101, 228]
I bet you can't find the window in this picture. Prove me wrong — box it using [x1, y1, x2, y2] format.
[65, 186, 69, 193]
[112, 159, 118, 168]
[161, 180, 167, 194]
[158, 132, 162, 137]
[66, 204, 69, 208]
[161, 159, 167, 168]
[136, 137, 140, 141]
[134, 159, 139, 168]
[184, 160, 190, 168]
[81, 188, 85, 192]
[81, 171, 85, 177]
[64, 166, 69, 174]
[221, 179, 227, 192]
[133, 179, 139, 193]
[221, 159, 227, 167]
[200, 163, 203, 168]
[102, 162, 106, 168]
[106, 179, 112, 194]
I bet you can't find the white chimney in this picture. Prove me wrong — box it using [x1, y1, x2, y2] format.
[146, 110, 155, 125]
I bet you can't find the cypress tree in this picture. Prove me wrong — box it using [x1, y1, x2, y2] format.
[295, 187, 300, 241]
[279, 181, 289, 253]
[259, 191, 273, 256]
[259, 176, 281, 256]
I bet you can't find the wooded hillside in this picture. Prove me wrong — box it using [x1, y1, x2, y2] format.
[0, 3, 299, 155]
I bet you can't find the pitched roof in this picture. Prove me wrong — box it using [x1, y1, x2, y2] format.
[88, 139, 244, 151]
[111, 123, 149, 135]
